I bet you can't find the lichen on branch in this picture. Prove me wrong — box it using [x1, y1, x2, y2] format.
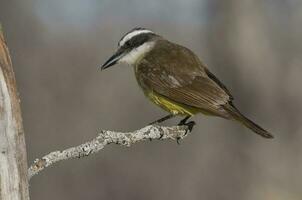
[28, 125, 191, 180]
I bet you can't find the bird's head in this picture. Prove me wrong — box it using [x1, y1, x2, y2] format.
[101, 27, 159, 70]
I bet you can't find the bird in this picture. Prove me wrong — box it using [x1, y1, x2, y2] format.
[101, 27, 273, 139]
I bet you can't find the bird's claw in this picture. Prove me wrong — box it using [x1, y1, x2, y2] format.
[158, 132, 164, 140]
[178, 118, 196, 135]
[185, 121, 196, 134]
[176, 137, 181, 145]
[176, 118, 196, 144]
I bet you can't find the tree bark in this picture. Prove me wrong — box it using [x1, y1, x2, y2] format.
[0, 25, 30, 200]
[28, 125, 190, 179]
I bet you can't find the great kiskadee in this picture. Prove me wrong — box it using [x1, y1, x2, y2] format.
[101, 27, 273, 139]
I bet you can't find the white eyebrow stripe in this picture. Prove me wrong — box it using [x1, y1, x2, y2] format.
[119, 30, 153, 47]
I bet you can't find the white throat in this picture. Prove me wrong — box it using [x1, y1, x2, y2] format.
[119, 41, 155, 65]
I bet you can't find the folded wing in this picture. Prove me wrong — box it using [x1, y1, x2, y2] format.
[137, 40, 233, 118]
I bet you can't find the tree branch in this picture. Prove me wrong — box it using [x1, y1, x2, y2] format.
[28, 125, 191, 180]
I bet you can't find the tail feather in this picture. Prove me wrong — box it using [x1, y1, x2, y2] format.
[223, 103, 274, 139]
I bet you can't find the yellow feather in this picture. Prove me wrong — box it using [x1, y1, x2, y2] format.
[147, 91, 198, 116]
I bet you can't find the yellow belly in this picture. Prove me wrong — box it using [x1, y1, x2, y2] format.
[146, 91, 199, 116]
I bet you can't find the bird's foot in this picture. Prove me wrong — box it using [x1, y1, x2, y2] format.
[176, 116, 196, 144]
[176, 137, 181, 145]
[183, 121, 196, 134]
[178, 116, 196, 136]
[158, 132, 164, 140]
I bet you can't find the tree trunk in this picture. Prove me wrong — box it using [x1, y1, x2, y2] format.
[0, 25, 30, 200]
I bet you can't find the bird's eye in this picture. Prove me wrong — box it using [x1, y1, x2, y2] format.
[125, 41, 131, 47]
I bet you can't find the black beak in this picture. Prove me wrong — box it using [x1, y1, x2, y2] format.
[101, 48, 125, 70]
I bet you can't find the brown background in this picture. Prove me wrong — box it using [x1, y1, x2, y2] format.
[1, 0, 301, 199]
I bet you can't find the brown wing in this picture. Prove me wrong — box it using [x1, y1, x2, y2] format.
[137, 40, 233, 117]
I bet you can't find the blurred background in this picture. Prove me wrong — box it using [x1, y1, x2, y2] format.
[1, 0, 302, 199]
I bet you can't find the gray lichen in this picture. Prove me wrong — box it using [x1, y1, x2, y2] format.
[28, 125, 191, 179]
